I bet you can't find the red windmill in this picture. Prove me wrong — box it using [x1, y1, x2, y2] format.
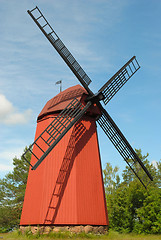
[20, 6, 153, 228]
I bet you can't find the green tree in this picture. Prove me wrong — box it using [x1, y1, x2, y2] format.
[0, 147, 31, 231]
[103, 162, 131, 232]
[103, 162, 120, 195]
[154, 161, 161, 188]
[104, 149, 161, 233]
[122, 149, 158, 188]
[134, 187, 161, 234]
[107, 184, 132, 232]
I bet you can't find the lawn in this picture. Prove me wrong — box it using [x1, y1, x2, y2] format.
[0, 231, 161, 240]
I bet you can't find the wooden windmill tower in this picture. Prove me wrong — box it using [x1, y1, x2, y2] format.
[20, 6, 153, 228]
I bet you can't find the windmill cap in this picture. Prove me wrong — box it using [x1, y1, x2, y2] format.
[38, 85, 88, 121]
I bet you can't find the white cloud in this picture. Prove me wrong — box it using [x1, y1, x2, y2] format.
[0, 147, 22, 162]
[0, 163, 13, 172]
[151, 160, 158, 169]
[0, 146, 24, 176]
[0, 94, 32, 125]
[0, 94, 13, 115]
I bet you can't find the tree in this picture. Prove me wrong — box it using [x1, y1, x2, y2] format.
[103, 162, 120, 195]
[0, 147, 31, 231]
[122, 149, 159, 188]
[104, 149, 161, 233]
[106, 184, 133, 232]
[154, 161, 161, 188]
[134, 187, 161, 234]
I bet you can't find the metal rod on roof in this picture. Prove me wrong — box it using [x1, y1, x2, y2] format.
[55, 80, 62, 93]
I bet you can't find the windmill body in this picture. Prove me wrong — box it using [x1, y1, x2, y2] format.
[20, 6, 153, 230]
[20, 85, 108, 226]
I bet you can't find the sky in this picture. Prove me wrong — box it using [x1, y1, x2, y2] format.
[0, 0, 161, 179]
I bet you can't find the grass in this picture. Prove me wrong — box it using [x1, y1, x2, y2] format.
[0, 230, 161, 240]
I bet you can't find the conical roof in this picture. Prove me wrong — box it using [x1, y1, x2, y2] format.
[38, 85, 87, 120]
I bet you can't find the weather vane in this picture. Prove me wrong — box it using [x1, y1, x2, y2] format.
[55, 80, 62, 92]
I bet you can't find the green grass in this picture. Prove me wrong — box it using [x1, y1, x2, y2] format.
[0, 230, 161, 240]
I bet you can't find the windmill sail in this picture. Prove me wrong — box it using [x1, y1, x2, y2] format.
[26, 6, 153, 188]
[97, 107, 153, 188]
[27, 6, 92, 95]
[99, 56, 140, 105]
[23, 98, 91, 170]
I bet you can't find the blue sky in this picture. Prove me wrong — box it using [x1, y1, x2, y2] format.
[0, 0, 161, 179]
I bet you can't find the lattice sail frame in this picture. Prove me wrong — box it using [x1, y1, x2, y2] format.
[97, 109, 153, 188]
[23, 98, 91, 170]
[28, 6, 92, 92]
[99, 56, 140, 105]
[24, 6, 154, 188]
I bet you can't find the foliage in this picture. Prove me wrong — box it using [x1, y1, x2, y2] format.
[134, 187, 161, 234]
[103, 149, 161, 234]
[0, 147, 31, 231]
[103, 163, 120, 195]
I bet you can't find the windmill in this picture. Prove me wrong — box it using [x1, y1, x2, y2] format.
[20, 6, 153, 228]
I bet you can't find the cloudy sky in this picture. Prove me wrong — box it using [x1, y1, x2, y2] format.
[0, 0, 161, 178]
